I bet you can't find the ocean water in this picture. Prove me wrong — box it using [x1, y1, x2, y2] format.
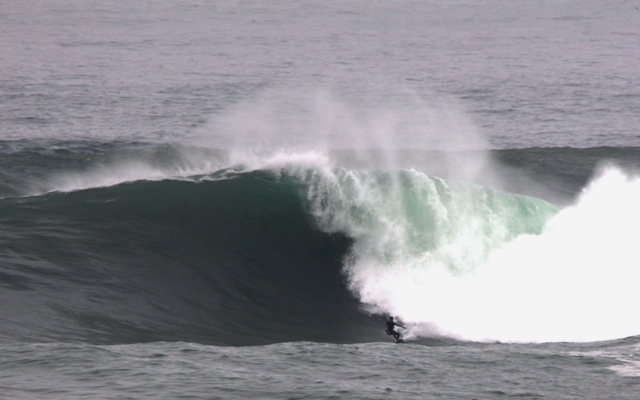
[2, 1, 640, 398]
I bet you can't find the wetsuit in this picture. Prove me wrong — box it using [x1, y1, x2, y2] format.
[386, 321, 401, 341]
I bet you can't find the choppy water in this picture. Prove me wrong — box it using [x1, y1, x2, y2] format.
[2, 0, 640, 398]
[3, 340, 640, 399]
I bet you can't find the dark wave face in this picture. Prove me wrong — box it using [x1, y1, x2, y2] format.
[0, 174, 383, 345]
[1, 143, 640, 345]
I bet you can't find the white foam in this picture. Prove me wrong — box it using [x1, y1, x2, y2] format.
[570, 344, 640, 377]
[346, 167, 640, 343]
[609, 359, 640, 377]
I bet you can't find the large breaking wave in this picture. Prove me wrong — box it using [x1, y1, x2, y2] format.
[1, 145, 640, 344]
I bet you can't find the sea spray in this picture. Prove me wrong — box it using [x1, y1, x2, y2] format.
[37, 146, 230, 195]
[191, 87, 494, 188]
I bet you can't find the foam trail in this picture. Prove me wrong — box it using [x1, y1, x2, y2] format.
[354, 167, 640, 343]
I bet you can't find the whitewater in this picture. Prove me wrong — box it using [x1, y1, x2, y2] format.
[2, 0, 640, 398]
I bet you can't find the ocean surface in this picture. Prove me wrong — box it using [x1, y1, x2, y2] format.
[2, 1, 640, 398]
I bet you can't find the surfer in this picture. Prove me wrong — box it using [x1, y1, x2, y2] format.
[386, 316, 405, 343]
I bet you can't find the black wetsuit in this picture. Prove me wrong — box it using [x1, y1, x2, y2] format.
[386, 321, 401, 341]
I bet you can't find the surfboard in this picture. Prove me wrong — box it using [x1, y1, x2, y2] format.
[395, 339, 404, 343]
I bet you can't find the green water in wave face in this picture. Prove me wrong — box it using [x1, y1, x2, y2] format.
[296, 167, 564, 341]
[303, 168, 558, 276]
